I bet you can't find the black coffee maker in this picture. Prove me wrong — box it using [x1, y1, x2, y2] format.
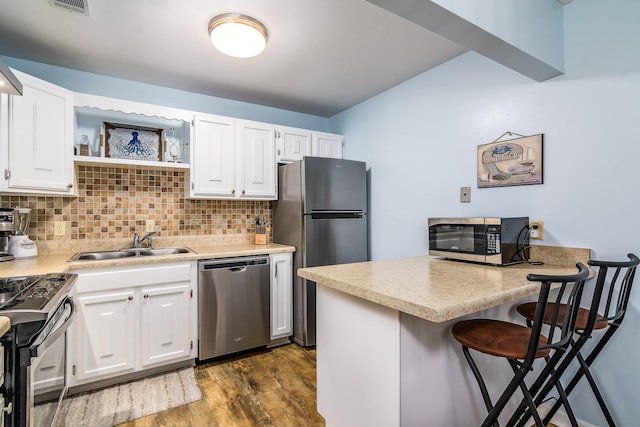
[0, 207, 17, 261]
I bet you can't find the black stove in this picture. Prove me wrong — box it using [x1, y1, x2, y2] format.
[0, 272, 77, 427]
[0, 273, 76, 324]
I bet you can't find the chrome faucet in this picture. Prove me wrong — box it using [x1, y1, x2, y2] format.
[133, 231, 159, 249]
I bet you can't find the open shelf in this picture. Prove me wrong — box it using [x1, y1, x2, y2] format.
[73, 155, 189, 170]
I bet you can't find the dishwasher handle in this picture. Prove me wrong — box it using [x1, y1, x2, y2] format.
[199, 255, 270, 271]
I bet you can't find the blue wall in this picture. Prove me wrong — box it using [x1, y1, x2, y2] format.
[1, 56, 331, 132]
[331, 0, 640, 424]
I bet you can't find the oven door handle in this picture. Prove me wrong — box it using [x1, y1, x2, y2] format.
[29, 296, 75, 358]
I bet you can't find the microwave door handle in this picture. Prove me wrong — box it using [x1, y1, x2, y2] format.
[30, 296, 75, 358]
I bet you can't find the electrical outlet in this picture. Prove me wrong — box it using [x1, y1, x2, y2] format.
[460, 186, 471, 203]
[54, 221, 65, 236]
[145, 219, 155, 232]
[530, 221, 544, 240]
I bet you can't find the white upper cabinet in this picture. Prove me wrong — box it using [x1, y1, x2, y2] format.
[0, 69, 75, 195]
[313, 131, 343, 159]
[276, 126, 312, 163]
[237, 120, 277, 199]
[190, 113, 236, 198]
[190, 116, 276, 200]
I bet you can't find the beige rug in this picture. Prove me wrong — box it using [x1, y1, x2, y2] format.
[36, 367, 202, 427]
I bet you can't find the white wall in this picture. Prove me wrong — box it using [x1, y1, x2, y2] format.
[331, 0, 640, 424]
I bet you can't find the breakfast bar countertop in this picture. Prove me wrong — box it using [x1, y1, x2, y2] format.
[298, 249, 590, 323]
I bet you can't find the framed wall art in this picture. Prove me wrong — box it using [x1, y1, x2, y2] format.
[104, 122, 163, 162]
[477, 133, 543, 188]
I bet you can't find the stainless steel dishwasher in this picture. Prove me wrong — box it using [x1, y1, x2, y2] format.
[198, 255, 271, 360]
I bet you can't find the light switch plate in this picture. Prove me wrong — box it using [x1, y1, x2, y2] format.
[145, 219, 155, 232]
[460, 186, 471, 203]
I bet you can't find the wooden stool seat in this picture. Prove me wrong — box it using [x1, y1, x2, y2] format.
[452, 319, 550, 359]
[516, 302, 608, 331]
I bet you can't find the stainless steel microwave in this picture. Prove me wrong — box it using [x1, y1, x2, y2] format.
[428, 217, 530, 265]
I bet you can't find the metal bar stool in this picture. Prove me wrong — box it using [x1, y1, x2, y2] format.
[513, 253, 639, 427]
[451, 263, 590, 427]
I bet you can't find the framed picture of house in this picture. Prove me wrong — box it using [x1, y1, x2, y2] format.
[477, 134, 543, 188]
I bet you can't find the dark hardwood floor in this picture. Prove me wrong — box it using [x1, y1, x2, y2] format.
[117, 344, 325, 427]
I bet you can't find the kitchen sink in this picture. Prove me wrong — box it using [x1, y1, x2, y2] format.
[71, 250, 138, 261]
[138, 248, 192, 256]
[69, 247, 193, 261]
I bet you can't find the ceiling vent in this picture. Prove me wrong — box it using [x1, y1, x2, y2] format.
[49, 0, 90, 16]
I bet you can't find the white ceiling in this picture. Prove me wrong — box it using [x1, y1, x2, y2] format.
[0, 0, 468, 117]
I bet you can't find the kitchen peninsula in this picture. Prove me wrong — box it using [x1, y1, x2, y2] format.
[298, 247, 590, 427]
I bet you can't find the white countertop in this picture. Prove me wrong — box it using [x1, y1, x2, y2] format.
[299, 254, 590, 323]
[0, 242, 294, 277]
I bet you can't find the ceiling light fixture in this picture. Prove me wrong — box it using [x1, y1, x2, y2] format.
[208, 13, 268, 59]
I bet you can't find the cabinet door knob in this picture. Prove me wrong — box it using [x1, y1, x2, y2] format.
[242, 190, 245, 195]
[67, 183, 73, 189]
[144, 294, 149, 298]
[128, 296, 134, 301]
[231, 189, 235, 194]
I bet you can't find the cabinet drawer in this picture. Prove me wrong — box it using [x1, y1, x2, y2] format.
[74, 262, 192, 293]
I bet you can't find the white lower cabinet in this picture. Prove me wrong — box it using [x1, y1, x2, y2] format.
[74, 289, 137, 381]
[68, 262, 196, 387]
[270, 253, 293, 340]
[140, 283, 191, 367]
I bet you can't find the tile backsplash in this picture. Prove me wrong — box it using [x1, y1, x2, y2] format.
[0, 165, 271, 251]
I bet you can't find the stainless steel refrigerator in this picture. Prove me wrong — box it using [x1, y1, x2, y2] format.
[273, 157, 368, 346]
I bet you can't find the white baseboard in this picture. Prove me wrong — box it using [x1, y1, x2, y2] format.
[538, 403, 599, 427]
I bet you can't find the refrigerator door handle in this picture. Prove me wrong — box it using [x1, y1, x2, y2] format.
[307, 211, 365, 219]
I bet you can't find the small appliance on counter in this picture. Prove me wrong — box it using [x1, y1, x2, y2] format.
[0, 207, 18, 261]
[8, 207, 37, 259]
[428, 217, 530, 265]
